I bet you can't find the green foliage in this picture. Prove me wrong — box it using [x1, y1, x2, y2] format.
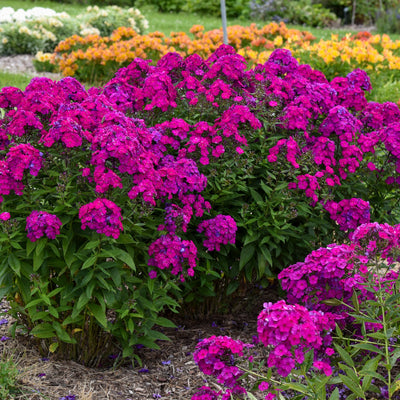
[0, 72, 33, 90]
[287, 0, 340, 27]
[82, 5, 149, 37]
[0, 354, 23, 400]
[0, 5, 148, 56]
[249, 0, 339, 27]
[144, 0, 186, 13]
[376, 7, 400, 34]
[184, 0, 251, 19]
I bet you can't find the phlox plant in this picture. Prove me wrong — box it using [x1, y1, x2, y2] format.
[0, 72, 241, 365]
[87, 44, 400, 314]
[2, 43, 400, 362]
[192, 221, 400, 400]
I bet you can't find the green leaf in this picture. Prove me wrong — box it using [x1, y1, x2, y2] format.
[88, 303, 108, 328]
[84, 240, 100, 250]
[33, 250, 45, 272]
[115, 249, 136, 270]
[72, 292, 89, 318]
[368, 331, 387, 340]
[155, 317, 176, 328]
[361, 355, 381, 374]
[260, 245, 273, 266]
[353, 343, 385, 357]
[322, 298, 342, 306]
[35, 238, 47, 256]
[303, 349, 314, 372]
[10, 241, 23, 250]
[283, 382, 308, 395]
[239, 244, 255, 270]
[82, 255, 97, 270]
[329, 388, 339, 400]
[226, 281, 239, 296]
[334, 344, 355, 367]
[339, 374, 365, 399]
[8, 253, 21, 276]
[390, 347, 400, 366]
[26, 239, 35, 256]
[30, 323, 56, 339]
[49, 342, 59, 353]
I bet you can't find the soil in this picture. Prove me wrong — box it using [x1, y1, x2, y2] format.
[0, 283, 282, 400]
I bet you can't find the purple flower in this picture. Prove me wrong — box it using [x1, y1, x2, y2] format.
[26, 211, 62, 242]
[0, 212, 10, 221]
[79, 198, 123, 239]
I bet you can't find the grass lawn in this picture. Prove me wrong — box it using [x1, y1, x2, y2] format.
[0, 71, 32, 90]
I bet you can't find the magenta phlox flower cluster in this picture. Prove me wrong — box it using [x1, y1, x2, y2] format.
[93, 165, 123, 193]
[79, 198, 123, 239]
[278, 243, 366, 312]
[0, 160, 24, 201]
[193, 335, 252, 389]
[6, 143, 43, 181]
[197, 215, 237, 251]
[330, 75, 367, 111]
[143, 70, 177, 112]
[257, 300, 337, 377]
[0, 86, 24, 109]
[214, 105, 261, 153]
[266, 48, 299, 75]
[41, 116, 83, 148]
[191, 386, 221, 400]
[320, 106, 362, 142]
[324, 198, 370, 231]
[158, 203, 193, 233]
[350, 222, 400, 262]
[267, 137, 300, 168]
[148, 233, 197, 281]
[26, 210, 62, 242]
[5, 110, 44, 137]
[287, 173, 321, 202]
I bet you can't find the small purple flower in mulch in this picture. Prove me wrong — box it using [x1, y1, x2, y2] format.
[41, 357, 49, 361]
[60, 396, 76, 400]
[0, 318, 8, 325]
[153, 394, 161, 398]
[211, 321, 217, 327]
[138, 368, 149, 373]
[252, 335, 260, 344]
[37, 373, 46, 377]
[162, 360, 171, 365]
[0, 336, 10, 341]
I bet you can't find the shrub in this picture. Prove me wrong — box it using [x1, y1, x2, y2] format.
[0, 6, 149, 56]
[82, 5, 149, 37]
[249, 0, 339, 27]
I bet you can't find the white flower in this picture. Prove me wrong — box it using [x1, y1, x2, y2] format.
[18, 26, 30, 34]
[1, 38, 8, 44]
[80, 27, 100, 36]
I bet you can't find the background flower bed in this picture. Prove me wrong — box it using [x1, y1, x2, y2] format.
[0, 5, 148, 55]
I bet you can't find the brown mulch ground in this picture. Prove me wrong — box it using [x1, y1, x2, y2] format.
[0, 284, 281, 400]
